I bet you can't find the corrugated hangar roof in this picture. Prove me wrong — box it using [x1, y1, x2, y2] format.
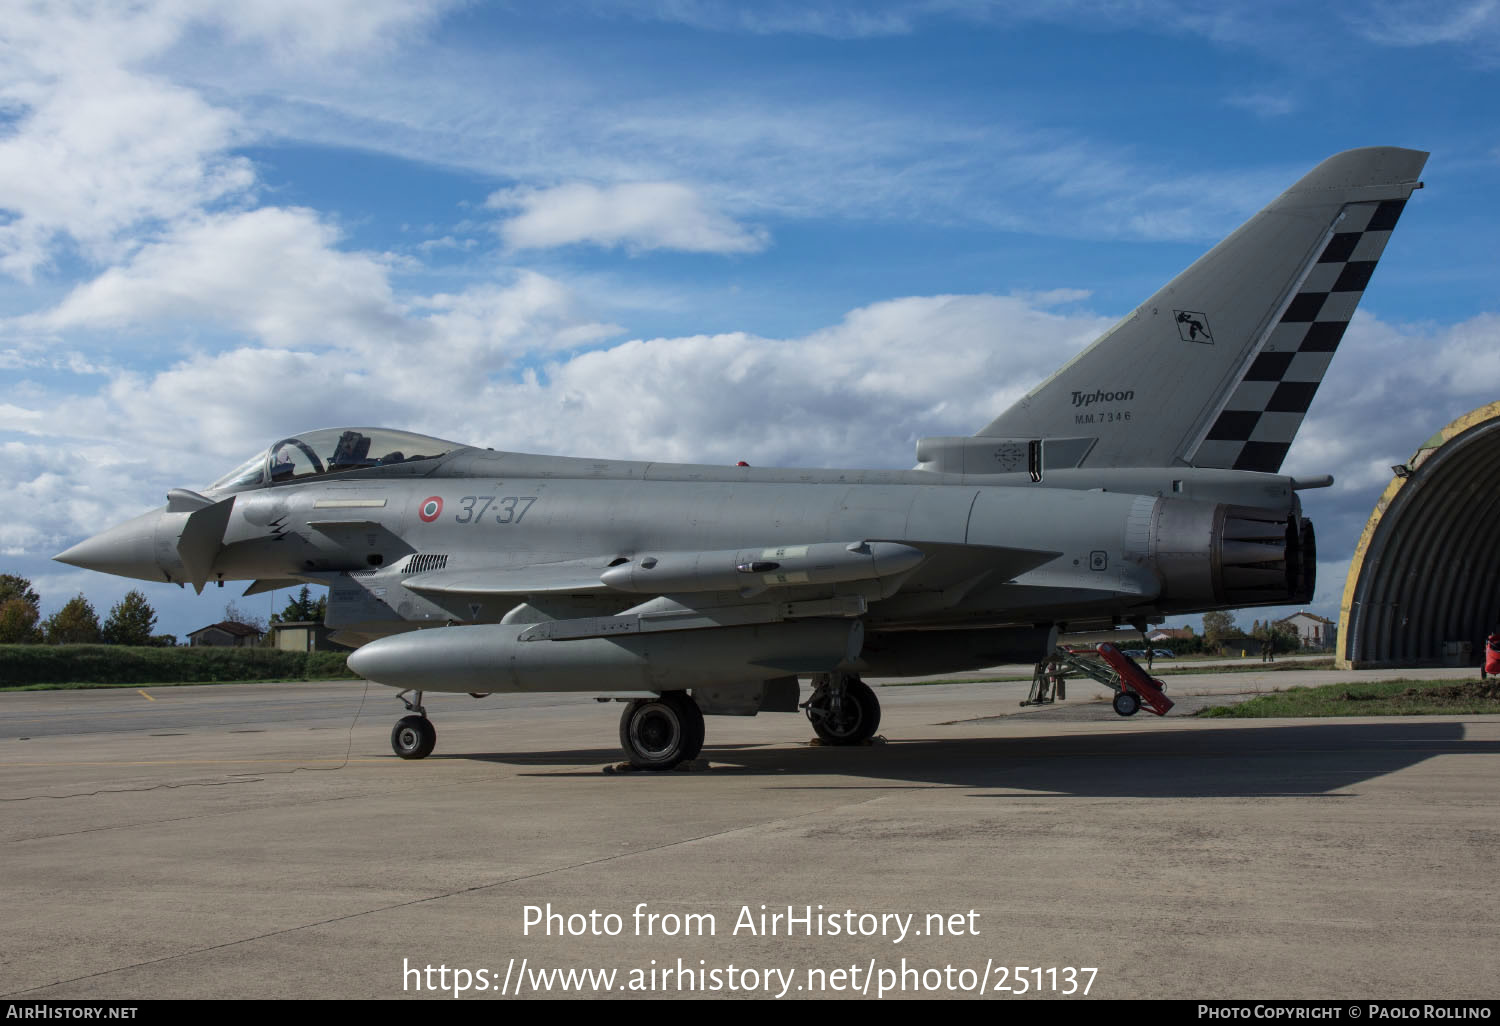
[1338, 400, 1500, 668]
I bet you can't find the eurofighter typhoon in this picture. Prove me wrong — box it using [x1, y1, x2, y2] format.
[57, 148, 1427, 768]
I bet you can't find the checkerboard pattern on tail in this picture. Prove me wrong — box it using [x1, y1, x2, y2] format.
[1194, 199, 1407, 473]
[971, 148, 1425, 473]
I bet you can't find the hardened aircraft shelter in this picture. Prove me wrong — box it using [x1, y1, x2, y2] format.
[1338, 400, 1500, 668]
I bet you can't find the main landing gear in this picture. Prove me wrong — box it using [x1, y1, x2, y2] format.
[390, 690, 437, 759]
[387, 676, 887, 769]
[614, 675, 884, 770]
[803, 672, 881, 745]
[618, 691, 705, 770]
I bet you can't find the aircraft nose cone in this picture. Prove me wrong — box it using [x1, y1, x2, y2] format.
[54, 509, 163, 582]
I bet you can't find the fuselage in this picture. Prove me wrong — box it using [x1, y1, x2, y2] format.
[58, 439, 1317, 648]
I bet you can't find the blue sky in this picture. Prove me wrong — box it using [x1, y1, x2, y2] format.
[3, 0, 1498, 640]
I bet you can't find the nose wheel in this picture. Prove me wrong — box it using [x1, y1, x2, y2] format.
[390, 690, 436, 759]
[391, 715, 437, 759]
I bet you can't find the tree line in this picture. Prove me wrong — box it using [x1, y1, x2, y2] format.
[1, 574, 326, 648]
[0, 574, 170, 646]
[1201, 610, 1304, 655]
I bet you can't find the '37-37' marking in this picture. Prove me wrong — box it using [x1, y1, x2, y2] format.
[454, 496, 538, 524]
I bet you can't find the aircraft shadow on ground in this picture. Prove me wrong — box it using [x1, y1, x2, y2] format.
[438, 721, 1495, 799]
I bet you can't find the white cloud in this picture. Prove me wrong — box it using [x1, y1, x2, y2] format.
[0, 404, 47, 431]
[15, 264, 623, 488]
[1351, 0, 1500, 47]
[8, 290, 1110, 527]
[580, 0, 920, 38]
[417, 276, 624, 356]
[0, 0, 455, 282]
[1284, 311, 1500, 509]
[436, 292, 1115, 467]
[1224, 91, 1299, 118]
[489, 182, 770, 255]
[199, 0, 453, 59]
[38, 207, 409, 348]
[27, 203, 625, 395]
[578, 0, 1307, 46]
[173, 35, 1287, 247]
[0, 64, 254, 280]
[0, 439, 155, 555]
[416, 235, 477, 254]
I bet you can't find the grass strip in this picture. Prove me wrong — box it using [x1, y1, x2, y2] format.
[1196, 678, 1500, 717]
[1, 677, 360, 693]
[0, 644, 355, 689]
[884, 658, 1336, 687]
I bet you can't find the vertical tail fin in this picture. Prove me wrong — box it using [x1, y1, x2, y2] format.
[975, 147, 1427, 472]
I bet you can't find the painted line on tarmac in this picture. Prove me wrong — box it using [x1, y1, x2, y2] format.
[0, 700, 370, 725]
[3, 757, 393, 767]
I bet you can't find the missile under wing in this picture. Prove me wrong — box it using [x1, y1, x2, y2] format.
[56, 148, 1428, 769]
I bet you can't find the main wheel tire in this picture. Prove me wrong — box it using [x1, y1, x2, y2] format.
[1112, 691, 1141, 717]
[619, 691, 705, 770]
[808, 677, 881, 745]
[391, 715, 437, 759]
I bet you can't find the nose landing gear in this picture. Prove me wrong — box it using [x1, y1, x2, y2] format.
[390, 690, 436, 759]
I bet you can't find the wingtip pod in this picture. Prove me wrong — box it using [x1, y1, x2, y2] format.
[1281, 147, 1428, 199]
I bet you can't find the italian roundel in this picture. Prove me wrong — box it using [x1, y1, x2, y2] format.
[418, 496, 444, 523]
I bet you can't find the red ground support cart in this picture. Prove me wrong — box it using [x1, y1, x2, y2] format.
[1023, 642, 1174, 717]
[1095, 643, 1175, 716]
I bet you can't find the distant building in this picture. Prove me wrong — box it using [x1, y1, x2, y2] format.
[1276, 611, 1336, 649]
[186, 621, 263, 648]
[1148, 628, 1195, 643]
[1058, 628, 1149, 648]
[1222, 632, 1255, 653]
[268, 621, 347, 653]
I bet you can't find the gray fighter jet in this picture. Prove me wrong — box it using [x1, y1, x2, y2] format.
[57, 147, 1426, 769]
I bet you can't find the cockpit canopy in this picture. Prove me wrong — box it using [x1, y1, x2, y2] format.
[207, 428, 465, 493]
